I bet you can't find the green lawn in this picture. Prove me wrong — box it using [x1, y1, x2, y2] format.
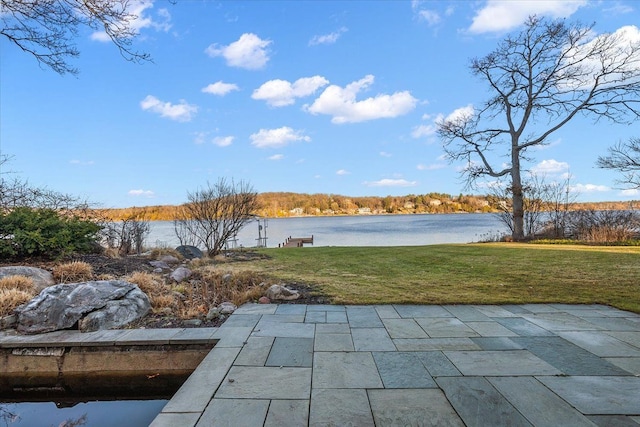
[223, 244, 640, 313]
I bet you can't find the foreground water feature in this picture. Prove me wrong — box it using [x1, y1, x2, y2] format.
[1, 342, 214, 426]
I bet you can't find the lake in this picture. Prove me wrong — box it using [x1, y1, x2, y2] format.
[146, 213, 507, 249]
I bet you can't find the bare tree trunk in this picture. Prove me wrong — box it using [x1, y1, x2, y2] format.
[511, 149, 525, 241]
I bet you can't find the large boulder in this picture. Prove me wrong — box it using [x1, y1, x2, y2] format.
[0, 266, 54, 291]
[176, 245, 203, 260]
[266, 284, 300, 301]
[15, 280, 150, 334]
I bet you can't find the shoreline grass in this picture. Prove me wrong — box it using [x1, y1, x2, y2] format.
[220, 244, 640, 313]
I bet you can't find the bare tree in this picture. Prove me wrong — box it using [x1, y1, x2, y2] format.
[597, 137, 640, 188]
[102, 210, 150, 255]
[0, 0, 156, 75]
[438, 16, 640, 241]
[174, 179, 259, 256]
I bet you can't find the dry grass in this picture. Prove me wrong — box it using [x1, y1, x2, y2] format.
[148, 247, 183, 260]
[0, 276, 37, 317]
[125, 271, 179, 314]
[53, 261, 94, 283]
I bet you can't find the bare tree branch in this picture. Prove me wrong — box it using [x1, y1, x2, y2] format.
[597, 137, 640, 188]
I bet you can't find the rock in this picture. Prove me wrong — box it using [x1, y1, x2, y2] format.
[258, 296, 271, 304]
[206, 307, 220, 320]
[170, 266, 192, 282]
[266, 284, 300, 301]
[222, 273, 233, 283]
[219, 301, 237, 315]
[176, 245, 204, 260]
[0, 314, 17, 330]
[15, 280, 150, 334]
[0, 266, 55, 291]
[183, 319, 203, 327]
[159, 255, 181, 265]
[149, 260, 171, 270]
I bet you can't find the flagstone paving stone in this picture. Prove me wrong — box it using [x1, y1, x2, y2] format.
[265, 337, 313, 367]
[368, 389, 465, 427]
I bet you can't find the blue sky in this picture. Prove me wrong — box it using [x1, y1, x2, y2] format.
[1, 0, 639, 208]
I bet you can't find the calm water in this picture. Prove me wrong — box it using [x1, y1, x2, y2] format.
[147, 213, 506, 249]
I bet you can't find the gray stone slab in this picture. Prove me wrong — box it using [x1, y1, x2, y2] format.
[375, 305, 400, 319]
[234, 336, 274, 366]
[444, 350, 561, 376]
[211, 326, 253, 347]
[372, 351, 437, 388]
[495, 317, 554, 336]
[585, 317, 640, 331]
[559, 331, 640, 357]
[466, 321, 518, 337]
[314, 333, 354, 351]
[351, 327, 396, 351]
[415, 351, 462, 377]
[196, 398, 269, 427]
[310, 388, 374, 427]
[394, 305, 452, 318]
[162, 346, 240, 413]
[306, 304, 345, 312]
[266, 337, 313, 367]
[436, 376, 533, 427]
[275, 304, 308, 315]
[588, 415, 640, 427]
[220, 314, 261, 328]
[305, 311, 326, 323]
[315, 323, 350, 334]
[501, 304, 534, 314]
[114, 328, 181, 345]
[312, 352, 383, 388]
[489, 377, 598, 427]
[368, 389, 465, 427]
[169, 327, 219, 345]
[471, 337, 524, 350]
[416, 317, 480, 338]
[346, 306, 383, 327]
[382, 318, 429, 338]
[606, 332, 640, 349]
[216, 366, 311, 399]
[233, 303, 278, 314]
[519, 304, 562, 313]
[150, 412, 200, 427]
[605, 357, 640, 375]
[394, 338, 480, 351]
[473, 305, 519, 317]
[258, 314, 305, 323]
[539, 376, 640, 415]
[264, 400, 310, 427]
[512, 336, 630, 375]
[253, 321, 315, 338]
[76, 329, 135, 346]
[523, 313, 603, 332]
[443, 305, 492, 321]
[325, 311, 348, 323]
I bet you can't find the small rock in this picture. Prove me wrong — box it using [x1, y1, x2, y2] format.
[258, 296, 271, 304]
[219, 301, 237, 315]
[170, 266, 192, 282]
[222, 273, 233, 283]
[183, 319, 202, 327]
[266, 284, 300, 301]
[206, 307, 220, 320]
[176, 245, 204, 260]
[149, 260, 171, 270]
[159, 255, 181, 265]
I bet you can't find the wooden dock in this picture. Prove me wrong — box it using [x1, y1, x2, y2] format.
[279, 235, 314, 248]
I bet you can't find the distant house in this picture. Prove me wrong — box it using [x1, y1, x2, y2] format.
[290, 207, 304, 215]
[357, 207, 372, 215]
[429, 200, 442, 206]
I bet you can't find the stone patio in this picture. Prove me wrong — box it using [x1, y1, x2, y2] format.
[3, 303, 640, 426]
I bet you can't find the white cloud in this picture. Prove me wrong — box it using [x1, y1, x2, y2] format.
[252, 76, 329, 107]
[441, 104, 474, 125]
[571, 183, 610, 193]
[469, 0, 587, 34]
[366, 179, 417, 187]
[305, 75, 417, 123]
[411, 124, 437, 138]
[202, 81, 239, 96]
[205, 33, 271, 70]
[213, 136, 234, 147]
[128, 189, 155, 197]
[621, 189, 640, 196]
[309, 27, 348, 46]
[268, 154, 284, 161]
[418, 10, 441, 26]
[250, 126, 311, 148]
[532, 159, 570, 175]
[380, 151, 392, 157]
[336, 169, 350, 176]
[140, 95, 197, 122]
[91, 0, 171, 41]
[603, 2, 635, 15]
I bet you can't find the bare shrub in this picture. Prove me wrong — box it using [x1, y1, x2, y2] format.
[567, 210, 640, 243]
[0, 288, 36, 316]
[53, 261, 93, 283]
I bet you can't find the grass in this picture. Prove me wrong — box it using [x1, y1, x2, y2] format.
[219, 244, 640, 313]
